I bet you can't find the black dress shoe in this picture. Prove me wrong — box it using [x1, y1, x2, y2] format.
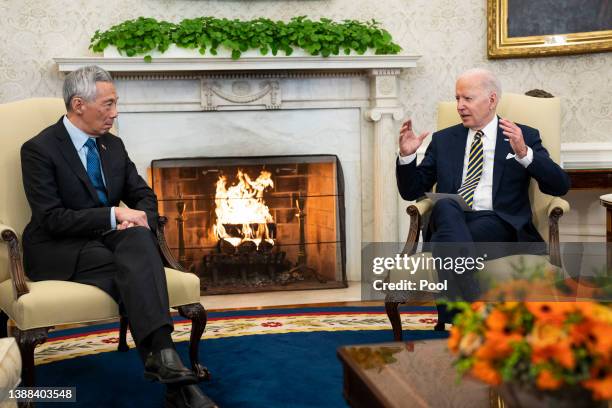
[144, 348, 198, 385]
[165, 385, 218, 408]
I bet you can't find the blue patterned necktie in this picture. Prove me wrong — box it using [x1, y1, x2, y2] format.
[457, 130, 484, 208]
[84, 138, 109, 205]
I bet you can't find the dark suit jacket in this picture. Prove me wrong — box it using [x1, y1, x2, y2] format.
[21, 117, 159, 281]
[396, 121, 570, 242]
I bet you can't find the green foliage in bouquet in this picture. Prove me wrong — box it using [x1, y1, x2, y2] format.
[90, 16, 402, 62]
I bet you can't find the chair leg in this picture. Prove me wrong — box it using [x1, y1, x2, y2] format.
[0, 310, 8, 338]
[11, 326, 49, 387]
[117, 316, 129, 352]
[178, 303, 211, 382]
[385, 301, 403, 341]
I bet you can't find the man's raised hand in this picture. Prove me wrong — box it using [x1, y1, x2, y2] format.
[499, 118, 528, 159]
[399, 119, 430, 157]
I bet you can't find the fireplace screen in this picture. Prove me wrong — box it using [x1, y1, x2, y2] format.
[150, 155, 347, 295]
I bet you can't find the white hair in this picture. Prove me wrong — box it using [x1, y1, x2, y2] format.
[63, 65, 113, 110]
[457, 68, 502, 99]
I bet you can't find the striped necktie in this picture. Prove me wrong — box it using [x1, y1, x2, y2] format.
[457, 130, 484, 208]
[84, 138, 109, 206]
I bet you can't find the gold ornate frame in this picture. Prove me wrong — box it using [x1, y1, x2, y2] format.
[487, 0, 612, 58]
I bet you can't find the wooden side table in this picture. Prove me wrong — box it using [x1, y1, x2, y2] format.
[601, 194, 612, 268]
[337, 339, 501, 408]
[568, 169, 612, 190]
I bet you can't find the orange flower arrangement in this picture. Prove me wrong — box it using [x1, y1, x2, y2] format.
[448, 300, 612, 402]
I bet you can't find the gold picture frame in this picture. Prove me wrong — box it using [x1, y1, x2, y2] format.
[487, 0, 612, 58]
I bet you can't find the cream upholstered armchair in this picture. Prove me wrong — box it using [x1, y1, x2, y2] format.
[0, 98, 209, 386]
[386, 92, 571, 340]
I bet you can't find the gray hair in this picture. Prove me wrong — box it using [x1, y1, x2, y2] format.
[458, 68, 502, 99]
[63, 65, 113, 110]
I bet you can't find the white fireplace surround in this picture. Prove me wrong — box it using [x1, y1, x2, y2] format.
[55, 55, 419, 281]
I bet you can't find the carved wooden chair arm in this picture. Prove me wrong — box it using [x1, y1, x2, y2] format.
[547, 197, 570, 217]
[410, 198, 434, 217]
[0, 223, 29, 298]
[403, 198, 434, 256]
[156, 216, 187, 272]
[547, 197, 570, 267]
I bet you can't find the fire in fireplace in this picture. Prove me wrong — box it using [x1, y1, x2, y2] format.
[150, 155, 346, 295]
[213, 169, 275, 248]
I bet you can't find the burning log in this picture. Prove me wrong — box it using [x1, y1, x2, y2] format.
[221, 223, 277, 241]
[258, 239, 274, 253]
[219, 238, 237, 255]
[237, 240, 257, 254]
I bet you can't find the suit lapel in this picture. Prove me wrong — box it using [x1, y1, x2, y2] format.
[452, 126, 469, 192]
[97, 135, 115, 203]
[492, 119, 510, 200]
[54, 119, 101, 204]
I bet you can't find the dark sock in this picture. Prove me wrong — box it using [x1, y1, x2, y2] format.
[149, 325, 175, 353]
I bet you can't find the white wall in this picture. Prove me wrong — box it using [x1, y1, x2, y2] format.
[0, 0, 610, 143]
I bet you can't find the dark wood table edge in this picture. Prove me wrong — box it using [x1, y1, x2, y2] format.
[566, 168, 612, 190]
[337, 344, 400, 408]
[337, 342, 507, 408]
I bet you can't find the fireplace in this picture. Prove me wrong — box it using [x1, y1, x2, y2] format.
[150, 155, 347, 294]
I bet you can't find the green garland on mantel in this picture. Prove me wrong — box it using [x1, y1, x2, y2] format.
[90, 16, 402, 61]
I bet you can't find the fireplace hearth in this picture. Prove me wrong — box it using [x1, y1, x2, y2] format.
[151, 155, 347, 294]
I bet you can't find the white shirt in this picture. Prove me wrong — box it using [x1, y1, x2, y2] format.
[63, 115, 117, 228]
[398, 116, 533, 211]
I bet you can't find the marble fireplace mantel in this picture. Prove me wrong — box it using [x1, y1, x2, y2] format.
[55, 54, 418, 73]
[55, 54, 419, 280]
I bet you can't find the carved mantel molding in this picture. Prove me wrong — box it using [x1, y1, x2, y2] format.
[55, 55, 419, 73]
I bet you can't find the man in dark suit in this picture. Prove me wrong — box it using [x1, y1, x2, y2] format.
[396, 68, 570, 329]
[21, 65, 214, 408]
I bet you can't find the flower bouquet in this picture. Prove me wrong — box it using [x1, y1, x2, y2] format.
[448, 300, 611, 407]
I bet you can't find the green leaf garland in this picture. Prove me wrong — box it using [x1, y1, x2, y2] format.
[90, 16, 402, 61]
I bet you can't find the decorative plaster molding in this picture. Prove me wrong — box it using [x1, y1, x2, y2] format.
[112, 74, 201, 81]
[112, 71, 368, 81]
[368, 68, 402, 76]
[377, 77, 395, 96]
[201, 71, 366, 79]
[201, 79, 281, 110]
[365, 108, 404, 122]
[367, 69, 403, 122]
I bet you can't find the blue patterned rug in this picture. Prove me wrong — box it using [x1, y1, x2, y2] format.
[36, 306, 446, 407]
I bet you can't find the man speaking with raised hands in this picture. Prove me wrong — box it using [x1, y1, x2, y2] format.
[396, 68, 570, 329]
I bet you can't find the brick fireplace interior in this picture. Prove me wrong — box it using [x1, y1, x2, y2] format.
[150, 155, 347, 295]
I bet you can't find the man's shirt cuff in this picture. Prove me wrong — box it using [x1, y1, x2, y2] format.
[110, 206, 117, 229]
[514, 146, 533, 168]
[398, 152, 417, 165]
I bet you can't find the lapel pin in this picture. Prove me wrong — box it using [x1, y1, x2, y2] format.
[101, 144, 107, 150]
